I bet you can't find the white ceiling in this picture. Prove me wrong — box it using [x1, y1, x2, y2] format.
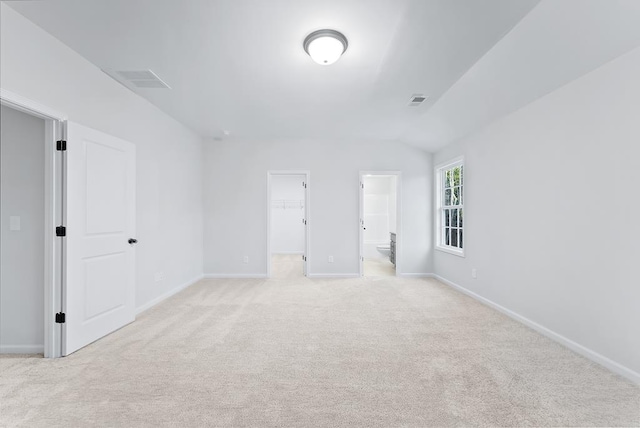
[7, 0, 640, 151]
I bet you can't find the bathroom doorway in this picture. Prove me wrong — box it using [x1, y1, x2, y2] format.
[359, 172, 401, 277]
[267, 171, 310, 279]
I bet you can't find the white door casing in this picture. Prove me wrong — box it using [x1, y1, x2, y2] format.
[303, 178, 308, 276]
[359, 178, 365, 276]
[1, 89, 67, 358]
[266, 171, 310, 278]
[64, 122, 136, 355]
[359, 171, 402, 277]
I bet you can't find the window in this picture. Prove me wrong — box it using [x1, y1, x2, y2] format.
[436, 158, 464, 256]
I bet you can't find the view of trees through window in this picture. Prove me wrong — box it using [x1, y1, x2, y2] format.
[441, 164, 463, 250]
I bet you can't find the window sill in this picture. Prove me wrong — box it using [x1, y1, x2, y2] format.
[435, 245, 465, 258]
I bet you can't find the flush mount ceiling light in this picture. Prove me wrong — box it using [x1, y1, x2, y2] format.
[303, 29, 348, 65]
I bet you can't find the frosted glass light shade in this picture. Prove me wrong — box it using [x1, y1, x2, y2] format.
[303, 30, 348, 65]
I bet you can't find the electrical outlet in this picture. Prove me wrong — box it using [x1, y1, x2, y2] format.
[471, 268, 477, 279]
[154, 272, 164, 282]
[328, 256, 334, 263]
[243, 256, 249, 264]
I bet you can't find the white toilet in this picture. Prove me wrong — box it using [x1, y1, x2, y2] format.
[376, 244, 391, 257]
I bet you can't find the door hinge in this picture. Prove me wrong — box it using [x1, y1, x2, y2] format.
[56, 226, 66, 237]
[56, 140, 67, 151]
[55, 312, 66, 323]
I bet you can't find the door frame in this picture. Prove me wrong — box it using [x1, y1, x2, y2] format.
[359, 171, 402, 277]
[0, 89, 66, 358]
[266, 170, 310, 278]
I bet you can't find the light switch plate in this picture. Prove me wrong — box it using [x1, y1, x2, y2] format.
[9, 216, 21, 231]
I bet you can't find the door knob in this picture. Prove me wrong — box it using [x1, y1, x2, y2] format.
[128, 238, 138, 244]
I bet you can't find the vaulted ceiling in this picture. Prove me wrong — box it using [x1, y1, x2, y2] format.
[7, 0, 640, 151]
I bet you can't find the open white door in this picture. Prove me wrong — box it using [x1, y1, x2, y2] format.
[63, 122, 136, 355]
[303, 178, 308, 277]
[359, 177, 365, 276]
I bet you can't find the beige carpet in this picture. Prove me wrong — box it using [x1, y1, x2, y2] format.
[271, 254, 304, 279]
[364, 258, 396, 277]
[1, 276, 638, 427]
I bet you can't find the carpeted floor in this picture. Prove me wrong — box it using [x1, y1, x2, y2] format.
[1, 276, 638, 427]
[272, 254, 305, 279]
[363, 258, 396, 277]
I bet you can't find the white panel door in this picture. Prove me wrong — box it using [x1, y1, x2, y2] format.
[303, 180, 308, 277]
[64, 122, 136, 355]
[359, 179, 365, 276]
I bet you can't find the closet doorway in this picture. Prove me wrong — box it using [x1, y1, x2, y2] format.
[359, 172, 401, 277]
[267, 171, 310, 279]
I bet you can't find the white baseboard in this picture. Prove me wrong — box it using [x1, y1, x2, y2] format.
[433, 274, 640, 385]
[135, 274, 204, 315]
[203, 273, 268, 279]
[398, 273, 435, 278]
[0, 344, 44, 354]
[272, 251, 304, 255]
[204, 273, 361, 279]
[306, 273, 360, 278]
[308, 273, 434, 279]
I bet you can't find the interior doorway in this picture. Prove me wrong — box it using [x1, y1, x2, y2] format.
[359, 172, 401, 277]
[0, 105, 47, 355]
[1, 90, 138, 358]
[0, 94, 64, 358]
[267, 171, 309, 279]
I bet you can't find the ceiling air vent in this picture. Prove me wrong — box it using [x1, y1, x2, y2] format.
[118, 69, 171, 89]
[129, 80, 171, 89]
[408, 94, 428, 107]
[102, 68, 171, 90]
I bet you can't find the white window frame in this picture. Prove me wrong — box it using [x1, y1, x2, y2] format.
[435, 156, 465, 257]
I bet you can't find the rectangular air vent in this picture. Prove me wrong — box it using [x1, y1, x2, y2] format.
[409, 94, 428, 107]
[102, 68, 171, 90]
[117, 70, 158, 80]
[130, 80, 171, 88]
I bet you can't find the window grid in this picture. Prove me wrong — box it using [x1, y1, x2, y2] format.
[439, 164, 463, 252]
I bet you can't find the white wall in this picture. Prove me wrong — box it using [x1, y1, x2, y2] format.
[0, 105, 45, 352]
[1, 4, 204, 311]
[204, 139, 432, 276]
[271, 174, 305, 254]
[433, 46, 640, 379]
